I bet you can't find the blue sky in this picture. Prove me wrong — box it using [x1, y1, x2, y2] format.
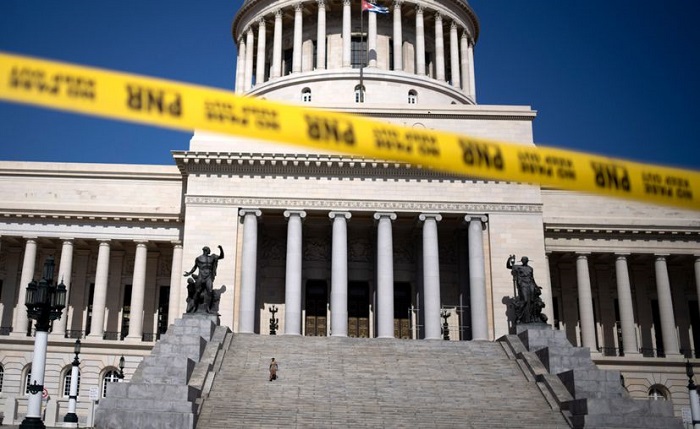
[1, 0, 699, 171]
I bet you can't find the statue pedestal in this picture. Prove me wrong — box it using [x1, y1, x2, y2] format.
[515, 322, 551, 335]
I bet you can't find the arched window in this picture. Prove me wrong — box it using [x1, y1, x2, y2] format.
[408, 90, 417, 104]
[63, 366, 80, 398]
[23, 365, 32, 395]
[354, 85, 365, 103]
[648, 384, 669, 400]
[102, 370, 120, 398]
[302, 88, 312, 103]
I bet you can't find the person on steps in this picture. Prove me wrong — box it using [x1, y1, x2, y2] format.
[269, 357, 278, 381]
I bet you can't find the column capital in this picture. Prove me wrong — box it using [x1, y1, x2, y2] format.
[373, 212, 397, 221]
[415, 5, 424, 14]
[434, 12, 442, 21]
[393, 0, 402, 9]
[614, 253, 631, 258]
[295, 2, 303, 12]
[171, 240, 183, 247]
[419, 213, 442, 222]
[329, 211, 352, 220]
[59, 237, 75, 242]
[239, 208, 262, 217]
[274, 8, 283, 17]
[654, 254, 670, 260]
[97, 239, 112, 244]
[450, 21, 458, 30]
[134, 240, 149, 247]
[284, 210, 307, 219]
[317, 0, 326, 8]
[576, 252, 591, 259]
[464, 214, 487, 223]
[343, 0, 351, 6]
[258, 17, 266, 27]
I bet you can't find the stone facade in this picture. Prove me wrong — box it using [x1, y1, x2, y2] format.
[0, 0, 699, 426]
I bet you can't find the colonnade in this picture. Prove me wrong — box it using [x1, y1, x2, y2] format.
[237, 209, 489, 339]
[1, 237, 181, 342]
[551, 252, 700, 358]
[234, 0, 476, 98]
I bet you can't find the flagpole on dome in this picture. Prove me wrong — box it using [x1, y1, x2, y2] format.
[360, 0, 365, 102]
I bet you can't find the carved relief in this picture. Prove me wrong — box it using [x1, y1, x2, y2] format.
[304, 239, 329, 262]
[349, 238, 371, 262]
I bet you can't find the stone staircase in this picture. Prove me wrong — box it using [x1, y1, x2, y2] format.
[197, 334, 570, 428]
[498, 325, 684, 429]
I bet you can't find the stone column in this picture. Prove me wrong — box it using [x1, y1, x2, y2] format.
[317, 0, 326, 70]
[420, 214, 442, 340]
[374, 212, 397, 338]
[293, 3, 303, 73]
[467, 39, 476, 100]
[368, 7, 378, 68]
[13, 238, 37, 336]
[695, 255, 700, 324]
[460, 31, 470, 96]
[434, 13, 445, 81]
[256, 18, 267, 85]
[415, 6, 425, 76]
[342, 0, 352, 68]
[392, 1, 403, 71]
[655, 255, 680, 356]
[239, 209, 262, 333]
[126, 241, 148, 341]
[271, 9, 283, 78]
[244, 28, 255, 90]
[235, 37, 246, 93]
[575, 253, 597, 350]
[53, 239, 74, 336]
[284, 210, 306, 335]
[88, 240, 111, 339]
[466, 216, 488, 340]
[614, 254, 639, 356]
[449, 22, 460, 88]
[330, 212, 351, 337]
[167, 242, 183, 325]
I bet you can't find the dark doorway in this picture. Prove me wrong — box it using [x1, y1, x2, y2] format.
[305, 280, 328, 336]
[394, 282, 412, 339]
[348, 281, 370, 338]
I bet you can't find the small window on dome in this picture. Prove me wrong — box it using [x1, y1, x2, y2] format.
[354, 85, 365, 103]
[408, 90, 417, 104]
[302, 88, 312, 103]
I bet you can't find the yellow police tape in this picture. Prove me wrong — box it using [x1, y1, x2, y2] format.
[1, 51, 699, 211]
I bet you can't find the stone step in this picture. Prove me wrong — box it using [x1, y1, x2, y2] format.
[197, 335, 570, 428]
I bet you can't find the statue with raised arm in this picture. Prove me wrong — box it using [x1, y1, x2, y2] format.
[507, 255, 547, 324]
[184, 245, 224, 314]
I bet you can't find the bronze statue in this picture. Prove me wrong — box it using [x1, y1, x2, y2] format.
[184, 245, 224, 314]
[507, 255, 547, 324]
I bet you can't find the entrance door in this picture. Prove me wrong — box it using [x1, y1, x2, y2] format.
[348, 281, 370, 338]
[305, 280, 328, 336]
[394, 282, 412, 339]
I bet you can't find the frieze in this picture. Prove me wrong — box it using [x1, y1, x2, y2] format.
[186, 195, 542, 214]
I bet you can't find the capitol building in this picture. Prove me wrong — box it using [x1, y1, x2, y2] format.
[1, 0, 699, 426]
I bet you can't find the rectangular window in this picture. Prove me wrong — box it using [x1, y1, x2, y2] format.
[121, 285, 132, 340]
[351, 36, 367, 69]
[283, 48, 293, 75]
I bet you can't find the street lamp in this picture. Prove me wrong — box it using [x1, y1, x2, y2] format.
[20, 256, 67, 429]
[63, 339, 81, 427]
[686, 360, 700, 429]
[117, 356, 125, 380]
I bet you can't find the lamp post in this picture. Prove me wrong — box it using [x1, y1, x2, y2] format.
[20, 256, 67, 429]
[117, 356, 125, 380]
[686, 360, 700, 429]
[63, 339, 81, 427]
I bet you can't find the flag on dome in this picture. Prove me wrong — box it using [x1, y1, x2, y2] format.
[361, 0, 389, 14]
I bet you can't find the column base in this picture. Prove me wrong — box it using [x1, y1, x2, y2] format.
[19, 417, 46, 429]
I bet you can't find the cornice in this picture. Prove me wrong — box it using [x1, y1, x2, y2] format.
[173, 151, 508, 183]
[0, 211, 182, 224]
[185, 195, 542, 214]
